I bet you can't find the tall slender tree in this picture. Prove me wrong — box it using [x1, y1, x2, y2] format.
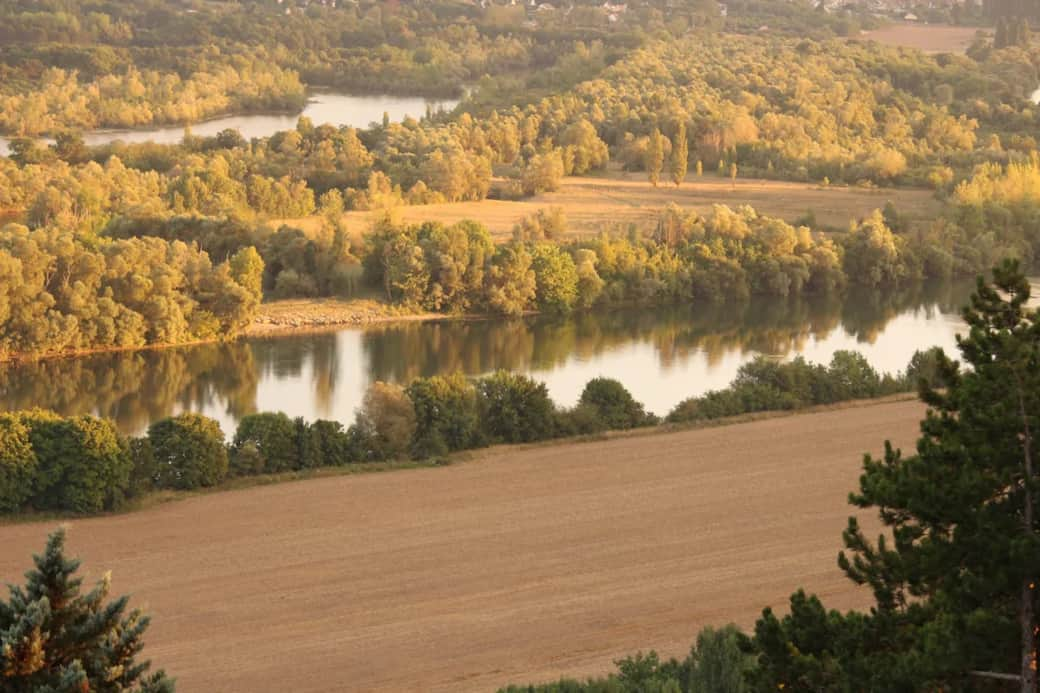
[646, 128, 665, 188]
[670, 122, 688, 187]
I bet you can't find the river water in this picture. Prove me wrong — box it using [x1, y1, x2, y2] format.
[0, 91, 459, 156]
[0, 280, 1006, 436]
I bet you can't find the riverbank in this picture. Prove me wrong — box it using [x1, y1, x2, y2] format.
[0, 391, 919, 525]
[0, 396, 924, 691]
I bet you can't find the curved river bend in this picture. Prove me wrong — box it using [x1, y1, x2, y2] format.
[2, 279, 1027, 437]
[0, 91, 458, 156]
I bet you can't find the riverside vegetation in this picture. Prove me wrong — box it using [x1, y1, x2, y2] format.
[0, 345, 938, 516]
[3, 262, 1037, 692]
[5, 15, 1040, 359]
[498, 261, 1040, 692]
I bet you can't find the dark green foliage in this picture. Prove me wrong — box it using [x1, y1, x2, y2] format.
[26, 412, 133, 514]
[0, 413, 36, 513]
[499, 624, 750, 692]
[127, 437, 158, 498]
[0, 528, 174, 692]
[577, 378, 655, 430]
[476, 371, 557, 444]
[667, 352, 903, 423]
[147, 414, 228, 490]
[231, 412, 298, 474]
[310, 419, 354, 466]
[407, 374, 483, 458]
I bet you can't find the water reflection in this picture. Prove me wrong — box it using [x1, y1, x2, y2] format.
[0, 280, 981, 435]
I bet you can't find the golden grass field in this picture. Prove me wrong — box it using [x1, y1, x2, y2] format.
[861, 23, 982, 53]
[0, 398, 925, 692]
[278, 171, 941, 241]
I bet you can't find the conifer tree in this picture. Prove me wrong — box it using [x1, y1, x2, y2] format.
[0, 528, 174, 692]
[839, 260, 1040, 689]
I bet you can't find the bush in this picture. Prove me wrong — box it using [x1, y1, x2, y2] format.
[578, 378, 654, 430]
[477, 371, 558, 444]
[407, 374, 482, 458]
[148, 413, 228, 490]
[232, 412, 298, 473]
[555, 403, 609, 437]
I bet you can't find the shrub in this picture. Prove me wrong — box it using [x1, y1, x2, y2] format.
[578, 378, 654, 430]
[407, 374, 482, 458]
[232, 412, 298, 473]
[477, 371, 557, 443]
[555, 403, 609, 437]
[148, 413, 228, 490]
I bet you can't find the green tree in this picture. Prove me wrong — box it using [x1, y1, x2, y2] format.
[0, 528, 173, 692]
[0, 412, 36, 513]
[231, 412, 298, 474]
[531, 243, 579, 313]
[229, 246, 265, 302]
[839, 261, 1040, 689]
[354, 382, 416, 461]
[578, 378, 653, 430]
[670, 122, 688, 187]
[406, 374, 482, 458]
[688, 625, 752, 693]
[27, 412, 132, 514]
[477, 371, 557, 444]
[148, 413, 228, 490]
[486, 244, 537, 316]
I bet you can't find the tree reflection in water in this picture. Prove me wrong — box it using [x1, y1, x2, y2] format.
[0, 279, 977, 434]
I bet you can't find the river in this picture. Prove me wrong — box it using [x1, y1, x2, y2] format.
[0, 91, 459, 156]
[0, 279, 1009, 436]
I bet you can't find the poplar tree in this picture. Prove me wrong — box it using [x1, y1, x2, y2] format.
[0, 528, 174, 692]
[646, 128, 665, 188]
[670, 122, 688, 187]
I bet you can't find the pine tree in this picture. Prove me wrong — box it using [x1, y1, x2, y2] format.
[646, 128, 665, 188]
[839, 260, 1040, 689]
[670, 122, 688, 187]
[0, 528, 174, 692]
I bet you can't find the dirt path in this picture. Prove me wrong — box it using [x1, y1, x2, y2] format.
[0, 399, 926, 692]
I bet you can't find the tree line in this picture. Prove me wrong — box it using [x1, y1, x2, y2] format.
[0, 347, 940, 516]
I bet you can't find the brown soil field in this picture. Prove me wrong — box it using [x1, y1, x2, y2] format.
[277, 171, 940, 241]
[0, 399, 926, 692]
[861, 23, 982, 53]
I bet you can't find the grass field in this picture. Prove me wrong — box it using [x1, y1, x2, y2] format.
[277, 170, 941, 241]
[860, 23, 982, 53]
[0, 398, 925, 692]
